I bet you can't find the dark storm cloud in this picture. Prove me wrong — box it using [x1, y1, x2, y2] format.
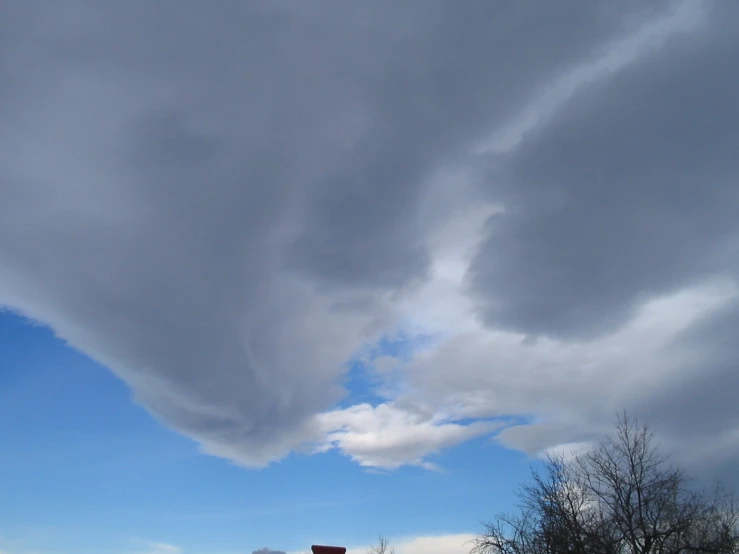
[1, 0, 735, 470]
[449, 2, 739, 481]
[635, 297, 739, 484]
[468, 2, 739, 340]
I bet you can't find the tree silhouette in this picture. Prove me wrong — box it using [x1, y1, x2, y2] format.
[473, 414, 738, 554]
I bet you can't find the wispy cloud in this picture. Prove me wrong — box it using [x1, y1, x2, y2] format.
[129, 539, 182, 554]
[476, 0, 707, 154]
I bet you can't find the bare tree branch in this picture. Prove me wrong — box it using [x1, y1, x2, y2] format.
[475, 414, 739, 554]
[367, 536, 395, 554]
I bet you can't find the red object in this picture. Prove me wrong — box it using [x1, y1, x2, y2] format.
[311, 546, 346, 554]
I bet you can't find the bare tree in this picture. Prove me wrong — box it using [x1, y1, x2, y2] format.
[367, 536, 395, 554]
[473, 414, 738, 554]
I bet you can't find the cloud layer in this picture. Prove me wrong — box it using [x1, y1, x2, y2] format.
[1, 1, 738, 475]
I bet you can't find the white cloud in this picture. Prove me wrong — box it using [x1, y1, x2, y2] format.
[344, 533, 476, 554]
[399, 166, 502, 338]
[394, 533, 476, 554]
[146, 544, 181, 554]
[129, 539, 182, 554]
[398, 278, 738, 466]
[314, 403, 501, 470]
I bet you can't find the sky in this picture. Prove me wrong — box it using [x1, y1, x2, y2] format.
[1, 0, 738, 553]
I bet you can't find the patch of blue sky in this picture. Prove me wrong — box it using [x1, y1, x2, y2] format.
[0, 310, 545, 554]
[337, 330, 438, 408]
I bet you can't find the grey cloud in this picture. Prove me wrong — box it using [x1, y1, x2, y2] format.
[634, 298, 739, 484]
[1, 0, 736, 471]
[283, 0, 650, 292]
[496, 422, 601, 458]
[468, 1, 739, 340]
[645, 303, 739, 439]
[401, 277, 739, 480]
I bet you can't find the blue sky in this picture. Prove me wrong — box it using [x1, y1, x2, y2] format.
[0, 311, 533, 553]
[2, 2, 739, 554]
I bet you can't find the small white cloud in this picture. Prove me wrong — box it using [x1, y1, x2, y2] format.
[149, 545, 181, 554]
[252, 548, 287, 554]
[344, 533, 476, 554]
[314, 403, 501, 469]
[395, 533, 477, 554]
[131, 540, 182, 554]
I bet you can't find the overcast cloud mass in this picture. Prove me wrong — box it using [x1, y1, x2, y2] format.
[1, 0, 738, 480]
